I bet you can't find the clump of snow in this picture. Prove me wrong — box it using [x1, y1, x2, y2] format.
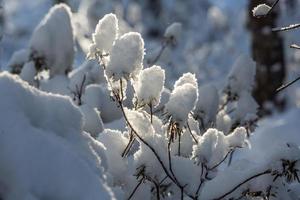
[40, 74, 70, 96]
[170, 128, 194, 157]
[153, 87, 171, 112]
[106, 32, 144, 81]
[80, 104, 104, 138]
[172, 156, 203, 194]
[125, 109, 155, 140]
[192, 128, 223, 165]
[252, 4, 271, 18]
[193, 127, 248, 167]
[88, 13, 118, 58]
[226, 55, 256, 97]
[69, 59, 106, 91]
[133, 135, 167, 179]
[97, 129, 130, 184]
[82, 84, 123, 123]
[29, 3, 74, 77]
[208, 6, 228, 30]
[164, 22, 182, 44]
[7, 49, 30, 73]
[165, 83, 198, 125]
[235, 91, 258, 122]
[134, 65, 165, 107]
[216, 110, 232, 134]
[194, 84, 219, 129]
[226, 127, 248, 148]
[174, 72, 198, 88]
[20, 61, 36, 86]
[0, 72, 114, 199]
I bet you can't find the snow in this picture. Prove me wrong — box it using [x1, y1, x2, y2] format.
[88, 13, 118, 58]
[252, 4, 271, 18]
[29, 3, 74, 77]
[193, 127, 248, 168]
[174, 72, 198, 88]
[199, 108, 300, 200]
[82, 84, 123, 123]
[164, 22, 182, 43]
[0, 72, 115, 199]
[7, 49, 30, 73]
[2, 2, 300, 199]
[134, 65, 165, 107]
[69, 59, 106, 91]
[20, 61, 36, 86]
[194, 84, 219, 129]
[226, 127, 248, 148]
[226, 55, 256, 97]
[125, 109, 155, 140]
[165, 83, 198, 124]
[106, 32, 145, 81]
[97, 129, 130, 184]
[216, 110, 232, 134]
[79, 104, 104, 138]
[235, 91, 258, 122]
[153, 87, 171, 112]
[40, 75, 70, 96]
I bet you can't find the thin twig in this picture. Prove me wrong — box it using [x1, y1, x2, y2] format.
[276, 76, 300, 93]
[178, 131, 181, 156]
[127, 179, 144, 200]
[267, 0, 280, 15]
[195, 164, 205, 198]
[149, 102, 153, 124]
[272, 23, 300, 32]
[154, 181, 161, 200]
[213, 169, 272, 200]
[148, 41, 168, 67]
[159, 176, 168, 185]
[121, 132, 135, 157]
[186, 122, 198, 144]
[209, 149, 235, 171]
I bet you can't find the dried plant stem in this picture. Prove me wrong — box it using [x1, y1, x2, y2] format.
[127, 178, 143, 200]
[186, 122, 198, 144]
[267, 0, 280, 15]
[272, 23, 300, 32]
[148, 41, 168, 67]
[121, 131, 135, 157]
[276, 76, 300, 93]
[213, 169, 272, 200]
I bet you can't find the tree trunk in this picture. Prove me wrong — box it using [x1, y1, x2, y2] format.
[248, 0, 286, 115]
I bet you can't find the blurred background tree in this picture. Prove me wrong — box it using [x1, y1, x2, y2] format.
[248, 0, 286, 116]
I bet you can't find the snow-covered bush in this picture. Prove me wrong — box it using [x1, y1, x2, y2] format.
[2, 4, 300, 200]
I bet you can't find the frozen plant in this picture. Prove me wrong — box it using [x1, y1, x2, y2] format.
[106, 32, 144, 82]
[91, 14, 300, 200]
[3, 6, 300, 200]
[30, 3, 75, 77]
[134, 65, 165, 110]
[88, 13, 118, 59]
